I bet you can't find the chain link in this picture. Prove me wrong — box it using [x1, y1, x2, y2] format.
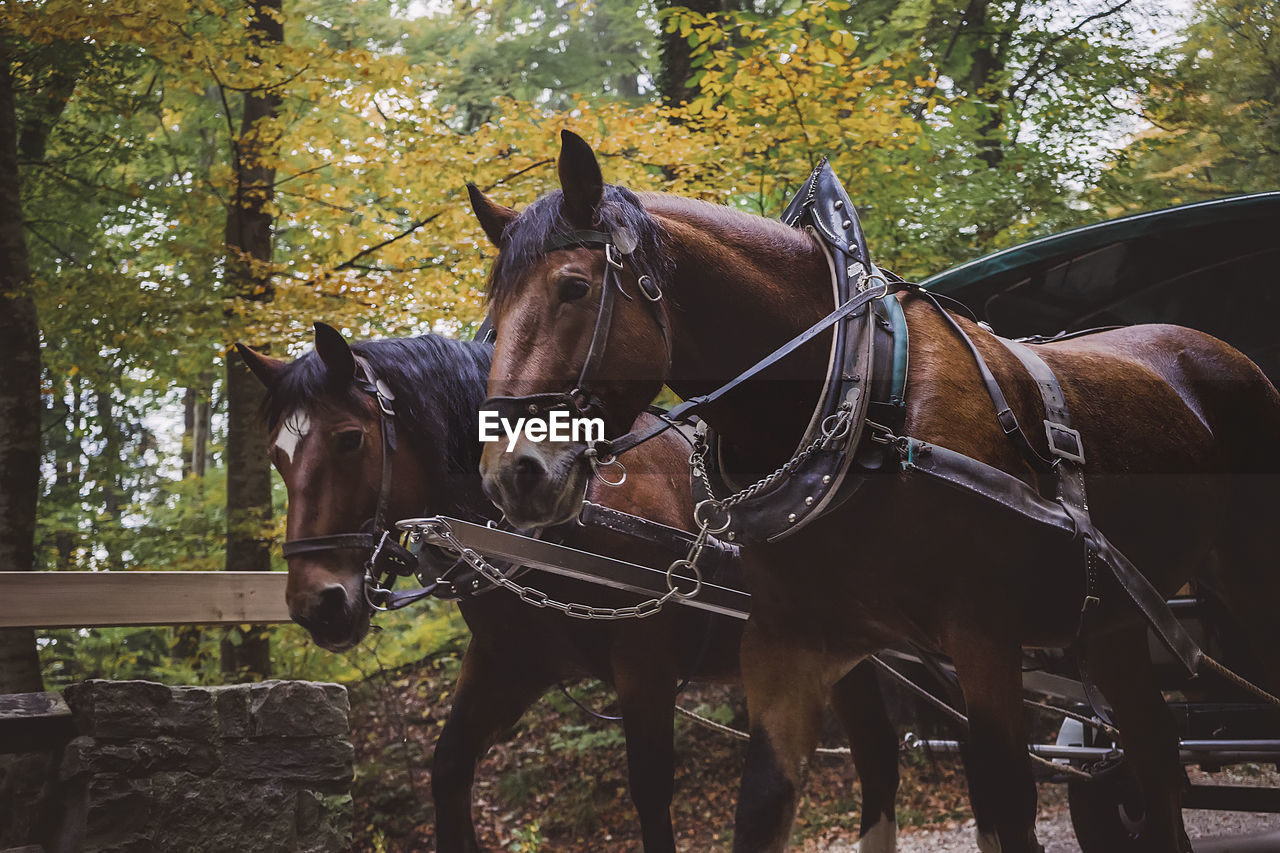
[691, 403, 854, 515]
[402, 519, 690, 621]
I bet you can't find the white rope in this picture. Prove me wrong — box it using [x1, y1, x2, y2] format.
[674, 704, 852, 756]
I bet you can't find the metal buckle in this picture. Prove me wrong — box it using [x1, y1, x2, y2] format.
[638, 275, 662, 302]
[1044, 420, 1085, 464]
[604, 243, 624, 269]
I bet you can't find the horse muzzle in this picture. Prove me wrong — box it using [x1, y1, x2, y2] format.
[286, 570, 370, 652]
[479, 436, 590, 530]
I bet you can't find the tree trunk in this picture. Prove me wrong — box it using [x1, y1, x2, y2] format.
[0, 40, 44, 693]
[655, 0, 723, 108]
[182, 378, 212, 479]
[221, 0, 283, 680]
[192, 378, 211, 478]
[182, 387, 196, 479]
[94, 383, 123, 571]
[52, 381, 82, 569]
[961, 0, 1007, 169]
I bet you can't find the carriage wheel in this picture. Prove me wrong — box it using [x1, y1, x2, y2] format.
[1067, 762, 1147, 853]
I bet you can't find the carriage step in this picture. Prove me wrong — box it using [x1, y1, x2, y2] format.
[1184, 784, 1280, 813]
[905, 735, 1280, 768]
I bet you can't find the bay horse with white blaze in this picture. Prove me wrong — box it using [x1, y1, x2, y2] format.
[235, 323, 901, 852]
[472, 131, 1280, 852]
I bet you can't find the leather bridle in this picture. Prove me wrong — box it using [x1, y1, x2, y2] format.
[481, 229, 672, 454]
[279, 355, 439, 611]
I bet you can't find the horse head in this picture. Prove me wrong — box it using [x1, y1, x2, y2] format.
[473, 130, 672, 529]
[236, 322, 439, 651]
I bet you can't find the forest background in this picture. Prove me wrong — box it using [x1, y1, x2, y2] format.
[1, 0, 1277, 697]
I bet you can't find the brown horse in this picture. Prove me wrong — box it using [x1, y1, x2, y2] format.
[235, 324, 901, 852]
[471, 131, 1280, 852]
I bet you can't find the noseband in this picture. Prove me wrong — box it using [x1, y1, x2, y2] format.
[279, 356, 438, 611]
[482, 229, 672, 456]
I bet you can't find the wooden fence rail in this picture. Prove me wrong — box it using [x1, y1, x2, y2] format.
[0, 571, 291, 629]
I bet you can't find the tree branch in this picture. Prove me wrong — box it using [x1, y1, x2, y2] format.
[1008, 0, 1136, 100]
[331, 158, 553, 271]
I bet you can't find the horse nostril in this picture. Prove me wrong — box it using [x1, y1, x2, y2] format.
[513, 453, 546, 496]
[314, 584, 350, 627]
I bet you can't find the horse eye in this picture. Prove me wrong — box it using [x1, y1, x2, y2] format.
[559, 277, 591, 302]
[336, 430, 364, 453]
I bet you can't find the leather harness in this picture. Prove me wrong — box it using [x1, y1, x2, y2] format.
[476, 159, 1202, 683]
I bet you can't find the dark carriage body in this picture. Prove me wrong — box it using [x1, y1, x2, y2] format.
[921, 193, 1280, 820]
[922, 192, 1280, 383]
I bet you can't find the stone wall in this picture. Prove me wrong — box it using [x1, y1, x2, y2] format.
[8, 680, 353, 853]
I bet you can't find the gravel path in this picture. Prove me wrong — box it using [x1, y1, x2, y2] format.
[818, 768, 1280, 852]
[866, 807, 1280, 852]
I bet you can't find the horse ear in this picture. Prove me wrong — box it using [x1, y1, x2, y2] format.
[467, 183, 517, 247]
[557, 129, 603, 226]
[313, 322, 355, 386]
[234, 343, 286, 390]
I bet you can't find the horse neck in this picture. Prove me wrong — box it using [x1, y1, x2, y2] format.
[649, 199, 835, 466]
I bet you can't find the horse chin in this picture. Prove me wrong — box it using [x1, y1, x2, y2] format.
[480, 440, 591, 531]
[309, 612, 370, 654]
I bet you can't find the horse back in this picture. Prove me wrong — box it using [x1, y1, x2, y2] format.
[903, 298, 1279, 480]
[1034, 323, 1280, 477]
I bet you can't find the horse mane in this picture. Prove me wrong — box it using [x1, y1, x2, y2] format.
[267, 334, 493, 474]
[487, 185, 818, 308]
[489, 185, 669, 308]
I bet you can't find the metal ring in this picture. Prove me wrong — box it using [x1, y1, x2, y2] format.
[693, 499, 732, 534]
[364, 575, 392, 612]
[861, 271, 889, 293]
[592, 455, 627, 487]
[821, 412, 852, 442]
[665, 559, 704, 600]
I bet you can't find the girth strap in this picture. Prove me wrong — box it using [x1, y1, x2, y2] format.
[998, 338, 1112, 720]
[913, 289, 1057, 473]
[1000, 340, 1088, 507]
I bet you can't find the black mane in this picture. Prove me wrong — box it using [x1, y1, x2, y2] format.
[267, 334, 493, 474]
[488, 184, 668, 307]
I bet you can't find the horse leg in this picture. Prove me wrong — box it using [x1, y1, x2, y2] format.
[948, 621, 1042, 853]
[612, 649, 679, 853]
[1081, 623, 1192, 852]
[830, 661, 899, 853]
[433, 641, 549, 853]
[733, 622, 829, 853]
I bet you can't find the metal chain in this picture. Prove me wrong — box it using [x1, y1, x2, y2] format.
[401, 518, 692, 621]
[691, 403, 854, 515]
[673, 404, 857, 584]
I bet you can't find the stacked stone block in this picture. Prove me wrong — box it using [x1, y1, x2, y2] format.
[50, 680, 353, 853]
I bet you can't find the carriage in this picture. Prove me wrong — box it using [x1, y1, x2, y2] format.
[262, 141, 1280, 852]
